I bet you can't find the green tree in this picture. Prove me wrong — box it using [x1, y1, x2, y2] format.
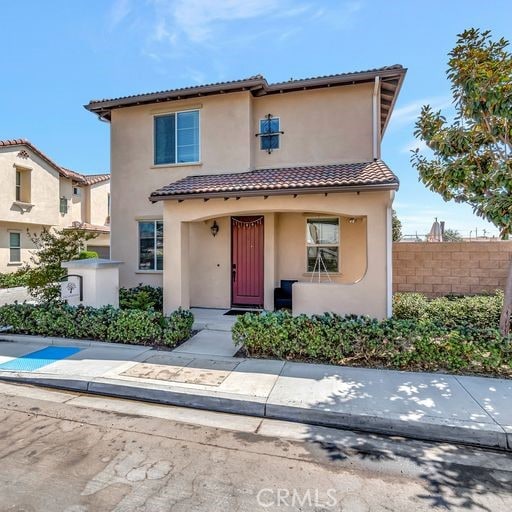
[443, 228, 463, 242]
[24, 228, 96, 302]
[392, 209, 402, 242]
[411, 28, 512, 335]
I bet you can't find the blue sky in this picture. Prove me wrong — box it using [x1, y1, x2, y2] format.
[1, 0, 511, 237]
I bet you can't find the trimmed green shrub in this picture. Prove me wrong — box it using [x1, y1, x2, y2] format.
[0, 303, 193, 347]
[119, 284, 163, 312]
[232, 310, 512, 377]
[0, 269, 30, 289]
[78, 250, 99, 259]
[393, 291, 503, 330]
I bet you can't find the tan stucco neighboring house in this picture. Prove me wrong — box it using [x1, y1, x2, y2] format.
[0, 139, 110, 271]
[86, 65, 406, 318]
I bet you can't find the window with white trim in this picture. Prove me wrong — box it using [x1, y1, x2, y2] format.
[138, 220, 163, 271]
[9, 232, 21, 263]
[60, 196, 68, 215]
[154, 110, 200, 165]
[306, 218, 339, 273]
[15, 170, 21, 201]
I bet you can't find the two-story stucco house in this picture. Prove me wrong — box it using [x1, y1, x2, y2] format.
[86, 65, 406, 318]
[0, 139, 111, 272]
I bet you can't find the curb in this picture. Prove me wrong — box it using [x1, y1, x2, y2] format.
[0, 372, 509, 452]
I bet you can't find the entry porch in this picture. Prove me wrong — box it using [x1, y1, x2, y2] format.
[161, 191, 394, 319]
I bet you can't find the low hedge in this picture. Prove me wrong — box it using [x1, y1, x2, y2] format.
[232, 310, 512, 377]
[0, 270, 30, 289]
[0, 303, 193, 346]
[78, 250, 99, 260]
[119, 284, 163, 312]
[393, 291, 503, 329]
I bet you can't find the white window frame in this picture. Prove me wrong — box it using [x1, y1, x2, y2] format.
[259, 116, 281, 152]
[137, 220, 163, 272]
[153, 109, 201, 166]
[9, 231, 21, 263]
[305, 217, 340, 273]
[15, 170, 21, 201]
[73, 186, 81, 196]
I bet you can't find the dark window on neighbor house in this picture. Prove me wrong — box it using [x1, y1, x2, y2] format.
[9, 232, 21, 263]
[15, 170, 21, 201]
[60, 197, 68, 215]
[138, 220, 163, 271]
[306, 218, 339, 273]
[259, 117, 280, 151]
[154, 110, 200, 165]
[73, 186, 81, 196]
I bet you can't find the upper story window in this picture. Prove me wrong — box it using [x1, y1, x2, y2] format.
[306, 218, 339, 273]
[14, 167, 31, 203]
[259, 116, 281, 152]
[73, 186, 81, 196]
[154, 110, 200, 165]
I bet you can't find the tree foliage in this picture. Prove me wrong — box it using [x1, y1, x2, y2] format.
[411, 28, 512, 335]
[392, 209, 402, 242]
[23, 228, 96, 302]
[443, 228, 463, 242]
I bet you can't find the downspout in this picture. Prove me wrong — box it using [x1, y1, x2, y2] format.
[386, 190, 394, 318]
[372, 76, 380, 160]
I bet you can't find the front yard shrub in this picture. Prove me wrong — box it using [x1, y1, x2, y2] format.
[119, 284, 163, 312]
[393, 291, 503, 330]
[232, 310, 512, 377]
[0, 269, 30, 289]
[0, 303, 193, 347]
[78, 250, 99, 259]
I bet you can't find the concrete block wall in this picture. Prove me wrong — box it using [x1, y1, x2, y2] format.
[393, 241, 512, 296]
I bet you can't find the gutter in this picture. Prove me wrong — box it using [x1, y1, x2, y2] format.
[372, 76, 380, 160]
[149, 182, 399, 203]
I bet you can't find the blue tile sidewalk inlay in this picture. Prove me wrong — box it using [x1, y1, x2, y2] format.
[0, 346, 81, 372]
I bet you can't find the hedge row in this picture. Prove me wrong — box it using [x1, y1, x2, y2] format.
[0, 303, 193, 346]
[392, 291, 503, 329]
[0, 270, 30, 289]
[119, 284, 164, 312]
[232, 293, 512, 377]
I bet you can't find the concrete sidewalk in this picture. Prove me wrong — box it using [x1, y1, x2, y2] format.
[0, 333, 510, 451]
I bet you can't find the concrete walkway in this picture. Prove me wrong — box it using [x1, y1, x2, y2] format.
[0, 333, 511, 451]
[0, 286, 33, 306]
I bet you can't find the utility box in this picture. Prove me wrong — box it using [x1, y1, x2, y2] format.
[61, 259, 123, 308]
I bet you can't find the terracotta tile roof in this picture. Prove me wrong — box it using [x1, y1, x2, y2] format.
[150, 160, 399, 201]
[85, 66, 407, 131]
[0, 139, 109, 185]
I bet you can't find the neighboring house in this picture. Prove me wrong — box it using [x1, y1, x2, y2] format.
[86, 66, 406, 318]
[0, 139, 110, 272]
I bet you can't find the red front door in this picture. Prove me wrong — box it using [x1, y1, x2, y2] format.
[231, 216, 264, 307]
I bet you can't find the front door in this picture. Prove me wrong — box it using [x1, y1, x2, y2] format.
[231, 216, 264, 307]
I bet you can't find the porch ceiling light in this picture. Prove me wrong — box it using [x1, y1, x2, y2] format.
[210, 220, 219, 237]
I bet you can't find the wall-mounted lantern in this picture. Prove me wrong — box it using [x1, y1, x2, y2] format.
[210, 220, 219, 237]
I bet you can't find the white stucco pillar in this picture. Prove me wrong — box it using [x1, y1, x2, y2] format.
[263, 213, 277, 310]
[164, 219, 190, 314]
[61, 259, 123, 308]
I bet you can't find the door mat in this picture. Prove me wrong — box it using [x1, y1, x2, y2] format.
[0, 346, 81, 372]
[224, 309, 261, 316]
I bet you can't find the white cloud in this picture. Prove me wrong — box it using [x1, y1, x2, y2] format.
[401, 138, 427, 154]
[109, 0, 132, 28]
[389, 95, 452, 129]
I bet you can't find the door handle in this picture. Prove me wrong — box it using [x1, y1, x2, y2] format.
[232, 264, 237, 282]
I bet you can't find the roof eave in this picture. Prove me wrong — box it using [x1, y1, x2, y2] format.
[149, 182, 399, 203]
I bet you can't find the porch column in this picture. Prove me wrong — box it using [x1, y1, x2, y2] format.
[263, 213, 277, 310]
[163, 218, 190, 314]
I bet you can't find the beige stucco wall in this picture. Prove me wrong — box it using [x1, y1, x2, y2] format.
[88, 182, 110, 226]
[109, 84, 376, 288]
[0, 147, 61, 226]
[162, 190, 392, 318]
[0, 222, 41, 273]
